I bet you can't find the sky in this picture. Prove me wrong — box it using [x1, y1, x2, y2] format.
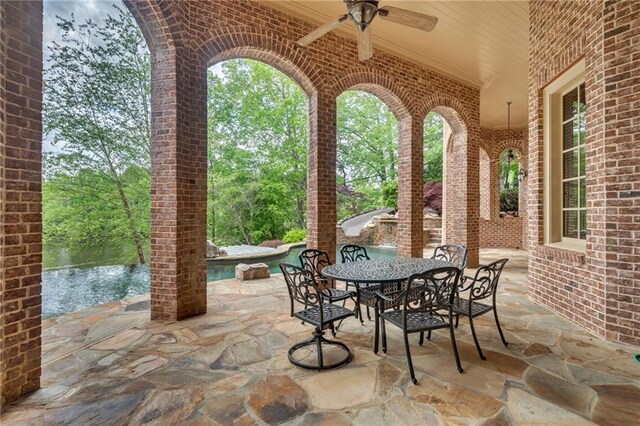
[43, 0, 120, 152]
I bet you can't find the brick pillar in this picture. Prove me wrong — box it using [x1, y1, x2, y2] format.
[149, 46, 207, 321]
[397, 115, 424, 257]
[490, 156, 501, 219]
[443, 125, 479, 267]
[307, 91, 336, 261]
[0, 0, 43, 405]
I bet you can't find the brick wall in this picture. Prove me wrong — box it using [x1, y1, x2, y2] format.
[529, 0, 640, 345]
[0, 0, 43, 405]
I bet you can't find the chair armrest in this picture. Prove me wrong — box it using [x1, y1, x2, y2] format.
[457, 275, 476, 292]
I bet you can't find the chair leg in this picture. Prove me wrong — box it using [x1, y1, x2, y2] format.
[449, 311, 464, 373]
[493, 308, 509, 347]
[316, 329, 324, 371]
[366, 305, 372, 321]
[419, 332, 424, 346]
[454, 313, 459, 328]
[427, 330, 432, 341]
[469, 315, 486, 360]
[381, 308, 388, 354]
[374, 304, 380, 354]
[355, 289, 364, 325]
[403, 331, 417, 384]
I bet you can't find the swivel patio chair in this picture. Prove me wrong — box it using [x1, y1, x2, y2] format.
[451, 258, 509, 360]
[430, 243, 468, 273]
[299, 249, 358, 328]
[339, 244, 374, 323]
[375, 266, 464, 384]
[279, 263, 355, 370]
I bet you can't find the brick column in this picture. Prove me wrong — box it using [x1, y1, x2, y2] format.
[148, 46, 208, 321]
[397, 115, 424, 257]
[307, 91, 336, 261]
[443, 127, 479, 267]
[1, 0, 43, 405]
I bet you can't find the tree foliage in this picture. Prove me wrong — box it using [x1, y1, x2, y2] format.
[423, 181, 443, 215]
[43, 5, 150, 263]
[207, 60, 307, 245]
[43, 8, 447, 260]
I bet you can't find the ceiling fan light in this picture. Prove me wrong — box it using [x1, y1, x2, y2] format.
[348, 0, 378, 31]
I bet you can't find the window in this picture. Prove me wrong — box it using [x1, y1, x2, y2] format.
[561, 83, 586, 240]
[543, 60, 586, 251]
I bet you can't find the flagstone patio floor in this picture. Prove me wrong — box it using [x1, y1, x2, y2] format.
[2, 249, 640, 425]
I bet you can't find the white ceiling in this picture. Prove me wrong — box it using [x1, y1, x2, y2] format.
[261, 0, 529, 128]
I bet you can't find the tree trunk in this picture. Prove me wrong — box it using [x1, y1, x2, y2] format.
[114, 180, 146, 264]
[209, 178, 216, 241]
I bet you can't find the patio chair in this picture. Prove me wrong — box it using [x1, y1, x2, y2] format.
[279, 263, 355, 370]
[340, 244, 374, 323]
[430, 243, 468, 272]
[375, 266, 464, 384]
[299, 248, 358, 330]
[451, 258, 509, 360]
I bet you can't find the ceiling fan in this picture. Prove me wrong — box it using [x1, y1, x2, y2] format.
[296, 0, 438, 61]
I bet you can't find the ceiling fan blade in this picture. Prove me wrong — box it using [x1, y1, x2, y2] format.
[297, 14, 349, 47]
[378, 6, 438, 32]
[356, 25, 373, 61]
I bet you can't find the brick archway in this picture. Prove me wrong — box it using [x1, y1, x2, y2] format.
[198, 29, 321, 98]
[417, 95, 479, 266]
[331, 70, 423, 256]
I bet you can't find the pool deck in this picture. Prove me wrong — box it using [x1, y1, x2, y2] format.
[3, 248, 640, 425]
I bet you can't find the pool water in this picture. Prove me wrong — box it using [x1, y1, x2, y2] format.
[41, 245, 396, 319]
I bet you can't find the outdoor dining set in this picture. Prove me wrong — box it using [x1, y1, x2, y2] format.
[279, 244, 509, 384]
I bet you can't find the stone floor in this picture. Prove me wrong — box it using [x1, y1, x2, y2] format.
[2, 249, 640, 425]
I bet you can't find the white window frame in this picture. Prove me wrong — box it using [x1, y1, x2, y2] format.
[543, 60, 587, 252]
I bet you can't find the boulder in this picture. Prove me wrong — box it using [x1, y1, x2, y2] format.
[235, 263, 270, 281]
[206, 241, 228, 258]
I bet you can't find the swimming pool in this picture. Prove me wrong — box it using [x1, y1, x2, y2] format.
[41, 245, 397, 318]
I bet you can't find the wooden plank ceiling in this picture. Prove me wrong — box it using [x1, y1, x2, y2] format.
[260, 0, 530, 128]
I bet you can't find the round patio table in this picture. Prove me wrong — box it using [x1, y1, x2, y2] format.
[321, 257, 455, 353]
[321, 257, 453, 284]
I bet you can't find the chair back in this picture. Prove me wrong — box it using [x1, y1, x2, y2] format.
[340, 244, 370, 263]
[431, 244, 468, 271]
[466, 258, 508, 301]
[279, 263, 321, 316]
[299, 248, 332, 282]
[403, 267, 461, 315]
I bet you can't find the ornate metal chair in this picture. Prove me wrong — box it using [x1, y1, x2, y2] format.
[279, 263, 354, 370]
[299, 249, 358, 327]
[339, 244, 373, 323]
[430, 243, 468, 272]
[375, 266, 464, 384]
[451, 258, 509, 360]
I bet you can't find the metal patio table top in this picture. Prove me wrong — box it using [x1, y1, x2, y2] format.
[320, 257, 454, 285]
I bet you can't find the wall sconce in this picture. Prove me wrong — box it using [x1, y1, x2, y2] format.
[518, 168, 528, 182]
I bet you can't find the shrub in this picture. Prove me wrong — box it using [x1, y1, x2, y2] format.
[381, 180, 398, 209]
[423, 181, 443, 215]
[282, 228, 306, 244]
[500, 188, 519, 213]
[258, 239, 283, 248]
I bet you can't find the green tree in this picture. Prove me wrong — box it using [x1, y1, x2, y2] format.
[336, 91, 398, 219]
[423, 112, 444, 183]
[207, 60, 307, 245]
[43, 5, 151, 263]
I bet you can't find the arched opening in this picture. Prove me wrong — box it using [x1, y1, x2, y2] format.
[206, 58, 308, 275]
[42, 2, 151, 319]
[336, 90, 398, 248]
[422, 111, 445, 247]
[498, 148, 521, 217]
[422, 104, 469, 255]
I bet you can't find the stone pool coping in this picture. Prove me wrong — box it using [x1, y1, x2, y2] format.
[207, 241, 306, 263]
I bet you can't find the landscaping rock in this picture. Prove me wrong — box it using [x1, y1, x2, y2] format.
[235, 263, 270, 281]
